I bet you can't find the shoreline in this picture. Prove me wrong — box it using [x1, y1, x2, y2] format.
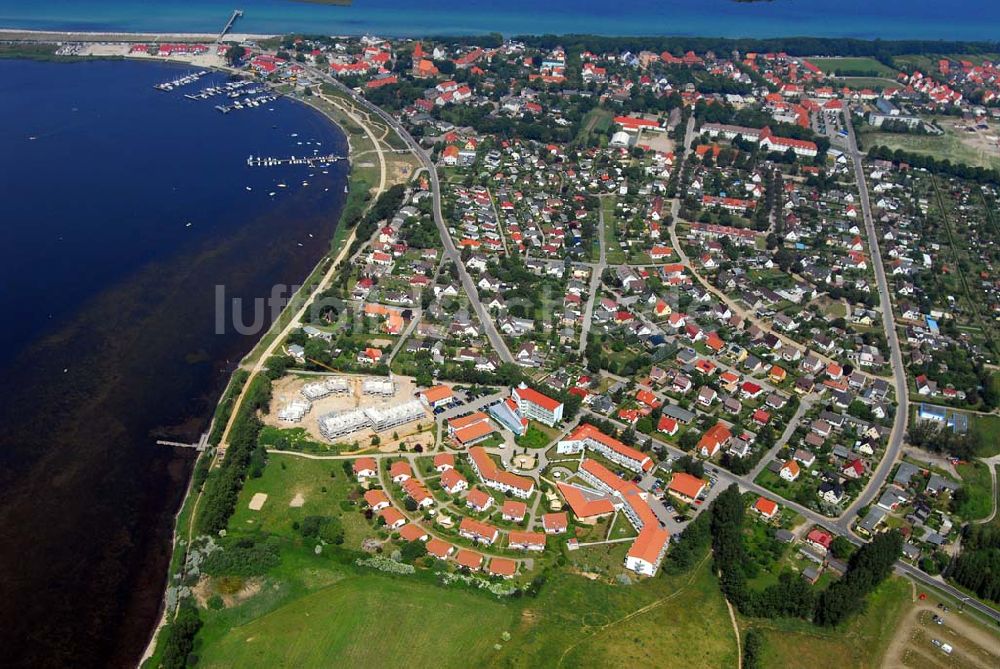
[136, 69, 367, 669]
[0, 28, 276, 42]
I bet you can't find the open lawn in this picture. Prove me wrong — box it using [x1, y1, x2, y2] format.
[229, 454, 371, 548]
[971, 414, 1000, 458]
[860, 125, 1000, 172]
[810, 57, 896, 77]
[744, 576, 911, 669]
[955, 461, 993, 522]
[497, 555, 738, 668]
[197, 574, 516, 669]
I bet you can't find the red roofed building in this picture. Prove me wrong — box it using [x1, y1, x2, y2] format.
[753, 497, 779, 519]
[806, 529, 833, 552]
[458, 517, 499, 545]
[557, 483, 615, 522]
[468, 446, 535, 498]
[488, 557, 517, 578]
[454, 548, 484, 571]
[508, 530, 546, 551]
[557, 423, 653, 473]
[542, 512, 569, 534]
[511, 383, 564, 426]
[698, 423, 732, 458]
[426, 538, 454, 559]
[667, 472, 706, 504]
[466, 487, 494, 512]
[501, 499, 528, 522]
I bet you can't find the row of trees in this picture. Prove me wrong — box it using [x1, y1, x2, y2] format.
[513, 34, 1000, 59]
[948, 525, 1000, 603]
[197, 375, 272, 534]
[708, 486, 902, 625]
[867, 145, 1000, 186]
[814, 531, 903, 626]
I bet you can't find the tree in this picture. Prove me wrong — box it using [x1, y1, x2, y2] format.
[830, 535, 854, 560]
[400, 539, 427, 563]
[225, 45, 247, 67]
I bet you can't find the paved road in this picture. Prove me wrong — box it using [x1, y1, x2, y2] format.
[841, 114, 910, 520]
[748, 396, 813, 480]
[578, 196, 608, 356]
[308, 67, 514, 364]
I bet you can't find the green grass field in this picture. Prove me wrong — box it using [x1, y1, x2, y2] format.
[496, 555, 738, 668]
[197, 574, 515, 668]
[955, 461, 994, 521]
[971, 414, 1000, 457]
[860, 125, 1000, 172]
[810, 57, 896, 77]
[744, 576, 911, 669]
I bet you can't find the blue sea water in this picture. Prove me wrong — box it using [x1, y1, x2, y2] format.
[0, 0, 998, 40]
[0, 58, 348, 667]
[0, 59, 347, 360]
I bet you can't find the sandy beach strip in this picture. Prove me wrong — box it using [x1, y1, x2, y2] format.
[0, 28, 276, 43]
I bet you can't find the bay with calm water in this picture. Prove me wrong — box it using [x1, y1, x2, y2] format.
[1, 0, 999, 40]
[0, 58, 348, 667]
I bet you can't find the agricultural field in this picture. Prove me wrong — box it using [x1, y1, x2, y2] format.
[809, 56, 897, 77]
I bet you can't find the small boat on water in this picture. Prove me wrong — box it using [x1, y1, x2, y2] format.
[269, 192, 276, 196]
[245, 186, 252, 191]
[277, 183, 287, 188]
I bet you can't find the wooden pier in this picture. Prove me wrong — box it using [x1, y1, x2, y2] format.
[218, 9, 244, 42]
[156, 433, 209, 452]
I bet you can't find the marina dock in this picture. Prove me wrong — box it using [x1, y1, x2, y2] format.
[246, 154, 346, 167]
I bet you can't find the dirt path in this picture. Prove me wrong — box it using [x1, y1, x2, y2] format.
[883, 594, 1000, 669]
[555, 554, 717, 668]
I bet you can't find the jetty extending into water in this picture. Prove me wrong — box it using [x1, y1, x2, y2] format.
[218, 9, 244, 42]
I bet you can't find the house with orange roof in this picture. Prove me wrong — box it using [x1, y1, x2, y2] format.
[769, 365, 787, 383]
[420, 384, 454, 409]
[698, 422, 732, 458]
[398, 524, 429, 542]
[542, 512, 569, 534]
[487, 557, 517, 579]
[466, 487, 494, 512]
[426, 538, 454, 559]
[440, 468, 469, 495]
[459, 517, 499, 545]
[508, 530, 546, 551]
[353, 457, 379, 481]
[667, 472, 706, 504]
[753, 497, 779, 520]
[379, 507, 406, 530]
[501, 499, 528, 522]
[433, 452, 455, 471]
[390, 460, 413, 483]
[657, 415, 679, 436]
[779, 460, 801, 482]
[454, 548, 484, 571]
[636, 389, 662, 409]
[557, 483, 615, 522]
[402, 478, 434, 508]
[357, 347, 383, 365]
[363, 489, 390, 512]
